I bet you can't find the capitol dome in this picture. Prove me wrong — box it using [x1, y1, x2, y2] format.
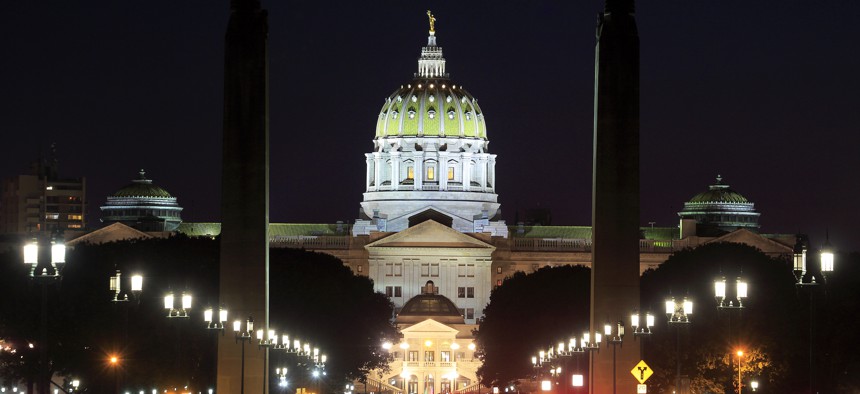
[375, 83, 486, 139]
[355, 15, 506, 237]
[678, 175, 760, 234]
[101, 170, 183, 232]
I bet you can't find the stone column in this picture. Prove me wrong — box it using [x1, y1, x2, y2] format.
[373, 152, 383, 192]
[590, 1, 641, 393]
[414, 152, 424, 191]
[462, 153, 472, 192]
[391, 151, 401, 190]
[365, 154, 374, 190]
[218, 1, 269, 393]
[438, 152, 449, 191]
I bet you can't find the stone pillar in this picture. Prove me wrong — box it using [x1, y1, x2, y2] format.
[590, 1, 640, 393]
[439, 152, 449, 190]
[218, 0, 269, 393]
[488, 155, 497, 192]
[391, 151, 401, 190]
[478, 156, 488, 192]
[462, 153, 472, 192]
[366, 154, 374, 191]
[373, 152, 383, 191]
[414, 153, 424, 191]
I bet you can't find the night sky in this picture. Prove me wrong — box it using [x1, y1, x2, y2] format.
[2, 1, 858, 250]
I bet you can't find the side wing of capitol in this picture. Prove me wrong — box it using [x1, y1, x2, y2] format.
[62, 15, 799, 394]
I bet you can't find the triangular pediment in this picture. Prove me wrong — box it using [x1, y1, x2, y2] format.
[67, 223, 154, 246]
[401, 319, 461, 336]
[366, 220, 494, 249]
[706, 229, 792, 254]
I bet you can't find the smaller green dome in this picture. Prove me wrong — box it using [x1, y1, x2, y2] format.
[112, 170, 173, 198]
[687, 175, 749, 204]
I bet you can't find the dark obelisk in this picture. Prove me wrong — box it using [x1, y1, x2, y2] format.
[217, 0, 269, 393]
[590, 0, 640, 393]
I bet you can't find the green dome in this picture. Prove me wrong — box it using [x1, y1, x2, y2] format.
[111, 170, 173, 198]
[375, 81, 487, 139]
[688, 187, 749, 204]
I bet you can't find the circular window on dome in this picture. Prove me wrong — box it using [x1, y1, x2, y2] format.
[392, 110, 399, 119]
[429, 95, 435, 102]
[465, 111, 472, 120]
[447, 110, 456, 119]
[428, 110, 436, 119]
[408, 110, 416, 119]
[411, 95, 418, 103]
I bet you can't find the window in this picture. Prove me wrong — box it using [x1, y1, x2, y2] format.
[448, 167, 455, 180]
[441, 351, 451, 362]
[68, 214, 83, 220]
[385, 286, 402, 298]
[457, 264, 475, 277]
[427, 167, 435, 180]
[421, 263, 440, 277]
[385, 263, 403, 277]
[408, 351, 419, 361]
[67, 224, 82, 229]
[465, 308, 475, 320]
[496, 279, 502, 286]
[45, 213, 59, 220]
[407, 166, 414, 180]
[457, 287, 474, 298]
[425, 351, 435, 362]
[496, 267, 502, 274]
[357, 265, 363, 273]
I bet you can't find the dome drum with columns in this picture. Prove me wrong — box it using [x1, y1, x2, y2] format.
[100, 170, 183, 232]
[678, 175, 760, 235]
[356, 19, 505, 237]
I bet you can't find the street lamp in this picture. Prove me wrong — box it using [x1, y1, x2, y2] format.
[110, 270, 143, 303]
[714, 277, 747, 309]
[164, 291, 192, 318]
[792, 234, 836, 394]
[666, 296, 693, 394]
[603, 322, 624, 394]
[750, 380, 758, 391]
[23, 238, 65, 394]
[631, 311, 654, 359]
[735, 350, 744, 394]
[204, 305, 229, 331]
[234, 316, 255, 394]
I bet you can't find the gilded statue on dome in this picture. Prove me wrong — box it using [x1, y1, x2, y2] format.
[427, 10, 436, 33]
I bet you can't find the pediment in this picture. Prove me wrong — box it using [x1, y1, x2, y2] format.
[67, 223, 154, 246]
[366, 220, 494, 249]
[706, 229, 792, 254]
[401, 319, 461, 336]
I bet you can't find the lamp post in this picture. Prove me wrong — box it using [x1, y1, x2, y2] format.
[715, 276, 747, 352]
[110, 355, 120, 394]
[234, 316, 255, 394]
[793, 234, 835, 394]
[630, 311, 654, 359]
[603, 322, 624, 394]
[735, 350, 744, 394]
[109, 269, 142, 387]
[23, 238, 65, 394]
[666, 296, 693, 394]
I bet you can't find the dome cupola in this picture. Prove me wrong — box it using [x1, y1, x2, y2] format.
[355, 12, 506, 237]
[678, 175, 760, 234]
[101, 170, 183, 232]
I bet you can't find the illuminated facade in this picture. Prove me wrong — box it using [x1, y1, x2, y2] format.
[354, 24, 505, 238]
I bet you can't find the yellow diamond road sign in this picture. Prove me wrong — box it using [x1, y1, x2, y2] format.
[630, 360, 653, 384]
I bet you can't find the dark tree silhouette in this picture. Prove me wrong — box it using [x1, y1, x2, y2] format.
[0, 236, 396, 393]
[475, 265, 591, 388]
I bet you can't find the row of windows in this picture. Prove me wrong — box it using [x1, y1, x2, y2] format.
[403, 166, 457, 181]
[385, 286, 474, 299]
[106, 209, 180, 218]
[457, 287, 475, 298]
[382, 262, 485, 277]
[399, 350, 468, 362]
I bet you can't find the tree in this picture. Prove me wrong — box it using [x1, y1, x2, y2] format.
[269, 247, 398, 386]
[0, 236, 396, 392]
[640, 242, 801, 393]
[475, 265, 591, 388]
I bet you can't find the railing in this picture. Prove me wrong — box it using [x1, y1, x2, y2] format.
[270, 235, 350, 249]
[512, 238, 688, 252]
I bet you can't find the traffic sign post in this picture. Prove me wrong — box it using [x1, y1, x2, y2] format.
[630, 360, 653, 385]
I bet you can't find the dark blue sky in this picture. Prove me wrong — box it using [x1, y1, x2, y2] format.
[1, 1, 858, 250]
